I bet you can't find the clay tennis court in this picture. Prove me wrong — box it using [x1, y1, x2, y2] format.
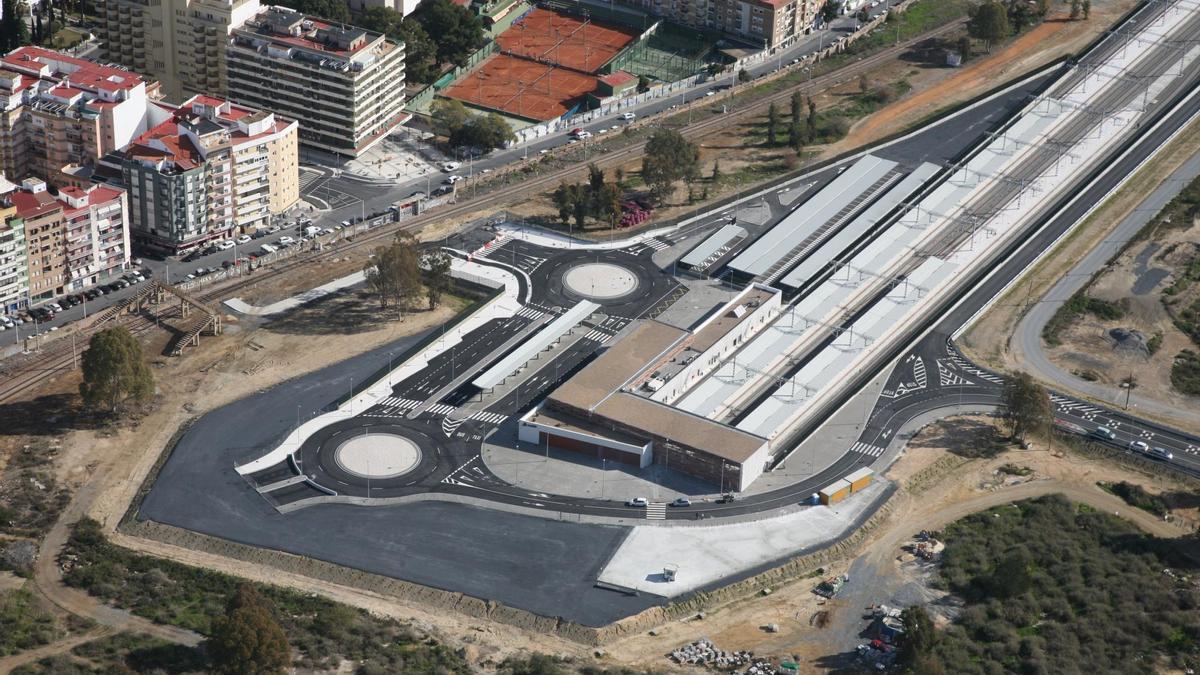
[497, 8, 640, 74]
[443, 53, 600, 121]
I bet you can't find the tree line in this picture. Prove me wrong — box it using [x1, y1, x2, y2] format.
[430, 98, 516, 153]
[553, 164, 624, 231]
[364, 233, 452, 314]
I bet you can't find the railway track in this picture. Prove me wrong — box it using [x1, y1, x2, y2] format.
[0, 19, 967, 405]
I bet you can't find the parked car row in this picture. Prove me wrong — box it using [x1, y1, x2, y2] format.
[1, 268, 152, 330]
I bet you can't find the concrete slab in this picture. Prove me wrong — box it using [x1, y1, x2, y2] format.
[224, 270, 366, 316]
[596, 481, 888, 597]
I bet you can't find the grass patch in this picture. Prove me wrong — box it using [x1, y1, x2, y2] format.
[61, 519, 469, 673]
[12, 632, 208, 675]
[1098, 481, 1169, 517]
[1170, 349, 1200, 395]
[1041, 290, 1127, 347]
[0, 588, 62, 656]
[918, 495, 1200, 672]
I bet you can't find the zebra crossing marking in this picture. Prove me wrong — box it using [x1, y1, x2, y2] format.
[645, 503, 667, 520]
[645, 237, 671, 251]
[475, 234, 512, 258]
[427, 403, 456, 415]
[582, 328, 614, 343]
[516, 306, 545, 321]
[947, 353, 1005, 384]
[850, 442, 885, 457]
[469, 411, 508, 425]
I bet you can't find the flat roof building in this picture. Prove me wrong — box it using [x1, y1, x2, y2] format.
[226, 6, 407, 156]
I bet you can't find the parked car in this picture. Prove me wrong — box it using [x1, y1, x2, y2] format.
[716, 493, 736, 504]
[626, 497, 648, 507]
[444, 174, 463, 184]
[237, 234, 253, 244]
[216, 240, 235, 251]
[433, 185, 453, 196]
[259, 244, 277, 255]
[266, 225, 281, 234]
[278, 236, 295, 245]
[670, 497, 691, 507]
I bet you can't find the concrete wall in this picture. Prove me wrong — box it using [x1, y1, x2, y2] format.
[519, 407, 653, 468]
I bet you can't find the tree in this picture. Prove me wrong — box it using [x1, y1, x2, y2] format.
[821, 0, 841, 22]
[896, 606, 936, 668]
[397, 20, 438, 83]
[806, 96, 818, 137]
[710, 159, 721, 183]
[424, 249, 451, 309]
[415, 0, 485, 67]
[968, 1, 1011, 52]
[737, 68, 750, 83]
[1082, 0, 1090, 18]
[587, 163, 606, 196]
[430, 98, 470, 139]
[273, 0, 349, 23]
[364, 233, 421, 312]
[858, 74, 870, 95]
[597, 183, 623, 228]
[1069, 0, 1082, 19]
[790, 91, 803, 126]
[637, 74, 651, 93]
[766, 102, 779, 146]
[642, 129, 699, 205]
[79, 327, 154, 414]
[207, 584, 290, 675]
[449, 112, 515, 152]
[958, 35, 972, 62]
[553, 181, 574, 225]
[1, 0, 31, 52]
[1002, 371, 1050, 442]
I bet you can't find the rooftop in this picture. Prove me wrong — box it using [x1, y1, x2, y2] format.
[0, 46, 147, 96]
[235, 6, 391, 59]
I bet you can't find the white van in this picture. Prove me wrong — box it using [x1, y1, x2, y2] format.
[304, 225, 321, 237]
[259, 243, 278, 255]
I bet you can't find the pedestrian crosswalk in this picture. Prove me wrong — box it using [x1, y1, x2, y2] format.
[582, 327, 615, 343]
[475, 234, 512, 258]
[645, 502, 667, 520]
[947, 352, 1005, 384]
[516, 306, 545, 321]
[469, 410, 508, 425]
[850, 441, 885, 458]
[427, 403, 457, 415]
[645, 237, 672, 251]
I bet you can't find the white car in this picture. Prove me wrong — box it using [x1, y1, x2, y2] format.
[216, 240, 235, 251]
[236, 234, 252, 244]
[620, 112, 636, 120]
[445, 174, 463, 184]
[1128, 440, 1149, 453]
[1149, 446, 1174, 460]
[626, 497, 648, 507]
[705, 90, 716, 97]
[278, 236, 295, 245]
[441, 161, 461, 172]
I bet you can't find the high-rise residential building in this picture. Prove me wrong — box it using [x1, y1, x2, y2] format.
[7, 177, 130, 301]
[0, 176, 29, 314]
[615, 0, 816, 48]
[93, 0, 262, 101]
[119, 94, 299, 253]
[226, 6, 407, 157]
[0, 46, 163, 184]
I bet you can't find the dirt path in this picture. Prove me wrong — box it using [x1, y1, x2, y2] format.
[0, 627, 114, 672]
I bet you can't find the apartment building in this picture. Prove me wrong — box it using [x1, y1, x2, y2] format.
[93, 0, 262, 101]
[226, 6, 407, 157]
[616, 0, 815, 47]
[120, 94, 299, 253]
[6, 177, 130, 301]
[0, 177, 28, 314]
[0, 46, 162, 185]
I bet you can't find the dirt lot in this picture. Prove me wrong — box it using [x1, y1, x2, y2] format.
[502, 4, 1133, 235]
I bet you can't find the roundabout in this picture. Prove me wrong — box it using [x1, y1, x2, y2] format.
[333, 433, 422, 479]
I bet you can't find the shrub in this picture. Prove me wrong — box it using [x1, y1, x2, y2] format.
[1170, 349, 1200, 395]
[1098, 481, 1169, 516]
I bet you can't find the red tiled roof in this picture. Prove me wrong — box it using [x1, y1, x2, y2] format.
[599, 70, 636, 87]
[9, 189, 61, 218]
[1, 46, 145, 94]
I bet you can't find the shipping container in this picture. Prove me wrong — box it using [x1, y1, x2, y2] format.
[845, 467, 874, 492]
[818, 479, 852, 505]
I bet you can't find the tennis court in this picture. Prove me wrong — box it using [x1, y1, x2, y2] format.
[442, 53, 600, 121]
[497, 8, 640, 74]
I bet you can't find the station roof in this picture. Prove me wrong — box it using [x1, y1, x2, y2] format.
[473, 300, 598, 389]
[728, 155, 897, 277]
[679, 224, 746, 269]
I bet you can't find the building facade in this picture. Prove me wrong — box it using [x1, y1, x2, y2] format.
[226, 6, 407, 156]
[0, 182, 28, 313]
[7, 177, 130, 301]
[120, 94, 299, 252]
[616, 0, 816, 47]
[93, 0, 262, 101]
[0, 47, 162, 185]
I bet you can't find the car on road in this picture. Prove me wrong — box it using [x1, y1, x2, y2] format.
[259, 243, 277, 255]
[670, 497, 691, 507]
[626, 497, 648, 507]
[278, 236, 295, 245]
[1090, 426, 1117, 441]
[432, 185, 453, 196]
[266, 225, 281, 234]
[445, 174, 463, 184]
[1150, 446, 1174, 460]
[620, 112, 636, 120]
[716, 493, 736, 504]
[1128, 440, 1149, 453]
[216, 240, 235, 251]
[705, 90, 716, 97]
[236, 234, 252, 244]
[441, 161, 461, 172]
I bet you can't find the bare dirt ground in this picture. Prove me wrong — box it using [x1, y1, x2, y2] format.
[503, 4, 1132, 235]
[590, 415, 1195, 673]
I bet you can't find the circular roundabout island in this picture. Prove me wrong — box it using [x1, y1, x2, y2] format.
[333, 433, 422, 480]
[562, 262, 639, 300]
